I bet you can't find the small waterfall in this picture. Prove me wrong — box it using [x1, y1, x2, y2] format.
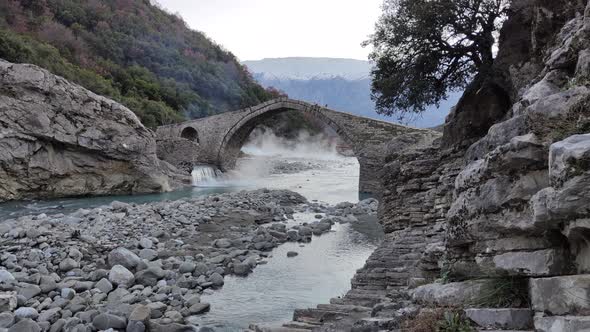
[191, 165, 221, 186]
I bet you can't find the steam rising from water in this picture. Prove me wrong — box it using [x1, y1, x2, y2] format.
[191, 127, 357, 191]
[241, 128, 342, 160]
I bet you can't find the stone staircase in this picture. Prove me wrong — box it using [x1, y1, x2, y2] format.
[464, 308, 534, 331]
[282, 223, 445, 330]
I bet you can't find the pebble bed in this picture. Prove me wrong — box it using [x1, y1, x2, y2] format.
[0, 189, 377, 332]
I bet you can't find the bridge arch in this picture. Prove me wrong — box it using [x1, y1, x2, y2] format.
[216, 100, 357, 170]
[156, 98, 429, 194]
[180, 126, 199, 143]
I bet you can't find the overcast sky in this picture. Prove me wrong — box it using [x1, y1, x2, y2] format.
[156, 0, 383, 61]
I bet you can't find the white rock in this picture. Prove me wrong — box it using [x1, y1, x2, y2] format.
[0, 270, 15, 283]
[14, 307, 39, 319]
[138, 238, 153, 249]
[108, 265, 135, 286]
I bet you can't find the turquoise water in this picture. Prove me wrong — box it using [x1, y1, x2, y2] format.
[195, 215, 383, 330]
[0, 156, 383, 330]
[0, 156, 363, 220]
[0, 186, 233, 221]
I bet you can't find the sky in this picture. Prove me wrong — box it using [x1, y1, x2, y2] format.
[156, 0, 383, 61]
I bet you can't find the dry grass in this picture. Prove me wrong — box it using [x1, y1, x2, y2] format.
[402, 308, 476, 332]
[401, 308, 445, 332]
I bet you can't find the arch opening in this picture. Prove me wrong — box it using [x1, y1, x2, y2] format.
[216, 106, 365, 201]
[218, 107, 357, 171]
[180, 126, 199, 143]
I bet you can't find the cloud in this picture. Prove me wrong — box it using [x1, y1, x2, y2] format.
[156, 0, 382, 60]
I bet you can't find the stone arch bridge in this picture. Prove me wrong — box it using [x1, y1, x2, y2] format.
[156, 98, 427, 194]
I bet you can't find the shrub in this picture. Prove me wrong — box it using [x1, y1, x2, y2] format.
[472, 276, 530, 308]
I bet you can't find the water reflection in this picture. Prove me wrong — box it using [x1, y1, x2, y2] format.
[194, 214, 383, 331]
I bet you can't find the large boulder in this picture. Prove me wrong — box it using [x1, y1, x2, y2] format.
[530, 275, 590, 315]
[108, 247, 141, 269]
[0, 59, 187, 202]
[410, 280, 488, 306]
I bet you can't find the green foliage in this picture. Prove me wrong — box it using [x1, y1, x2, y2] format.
[439, 269, 451, 284]
[365, 0, 508, 118]
[472, 277, 530, 308]
[437, 312, 474, 332]
[0, 0, 275, 127]
[0, 29, 119, 98]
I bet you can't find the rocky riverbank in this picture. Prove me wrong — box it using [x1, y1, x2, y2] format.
[0, 189, 378, 332]
[269, 1, 590, 331]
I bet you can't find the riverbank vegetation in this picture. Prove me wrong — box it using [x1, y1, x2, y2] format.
[0, 0, 278, 127]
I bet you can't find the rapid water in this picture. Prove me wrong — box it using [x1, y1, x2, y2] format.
[0, 134, 383, 330]
[192, 165, 221, 186]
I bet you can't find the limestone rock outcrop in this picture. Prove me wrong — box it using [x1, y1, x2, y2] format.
[291, 0, 590, 330]
[0, 59, 188, 202]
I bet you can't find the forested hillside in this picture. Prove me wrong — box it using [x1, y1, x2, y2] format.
[0, 0, 277, 127]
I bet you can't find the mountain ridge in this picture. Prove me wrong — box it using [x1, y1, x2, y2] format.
[244, 57, 459, 128]
[244, 57, 372, 81]
[0, 0, 277, 127]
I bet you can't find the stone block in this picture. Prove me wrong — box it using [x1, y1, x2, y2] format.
[562, 218, 590, 273]
[411, 280, 487, 306]
[549, 133, 590, 184]
[489, 249, 565, 276]
[530, 275, 590, 315]
[532, 134, 590, 225]
[465, 308, 533, 330]
[535, 315, 590, 332]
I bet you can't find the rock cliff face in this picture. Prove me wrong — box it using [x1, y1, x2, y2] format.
[289, 0, 590, 330]
[442, 0, 582, 149]
[0, 60, 188, 202]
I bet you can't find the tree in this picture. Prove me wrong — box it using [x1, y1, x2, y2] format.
[364, 0, 509, 117]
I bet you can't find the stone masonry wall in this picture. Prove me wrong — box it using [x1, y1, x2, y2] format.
[156, 98, 429, 195]
[156, 139, 201, 173]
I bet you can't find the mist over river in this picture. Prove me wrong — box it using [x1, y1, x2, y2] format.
[0, 130, 383, 331]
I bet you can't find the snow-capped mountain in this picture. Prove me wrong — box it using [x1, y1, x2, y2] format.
[243, 57, 371, 81]
[242, 57, 458, 128]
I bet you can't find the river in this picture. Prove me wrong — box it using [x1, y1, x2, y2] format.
[0, 144, 383, 331]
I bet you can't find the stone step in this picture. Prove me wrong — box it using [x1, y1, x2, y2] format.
[292, 308, 351, 324]
[477, 330, 533, 332]
[534, 315, 590, 332]
[249, 324, 313, 332]
[316, 303, 372, 313]
[465, 308, 533, 330]
[530, 275, 590, 316]
[292, 303, 373, 325]
[334, 290, 387, 307]
[281, 321, 319, 330]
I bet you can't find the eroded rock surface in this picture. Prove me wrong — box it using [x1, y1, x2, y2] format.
[0, 59, 189, 202]
[281, 1, 590, 331]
